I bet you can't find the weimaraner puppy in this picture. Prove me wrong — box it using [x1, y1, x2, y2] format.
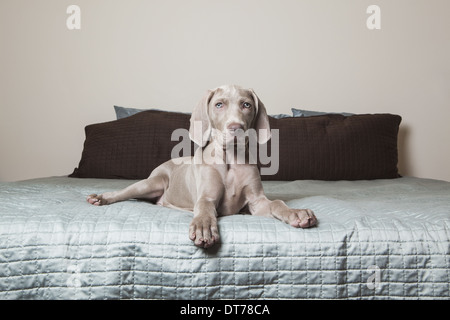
[87, 85, 317, 248]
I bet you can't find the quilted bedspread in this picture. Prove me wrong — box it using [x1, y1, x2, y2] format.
[0, 176, 449, 299]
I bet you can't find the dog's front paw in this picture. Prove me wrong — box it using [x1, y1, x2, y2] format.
[87, 194, 108, 206]
[287, 209, 317, 228]
[189, 214, 220, 248]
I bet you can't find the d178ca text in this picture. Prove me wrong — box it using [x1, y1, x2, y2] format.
[180, 304, 270, 317]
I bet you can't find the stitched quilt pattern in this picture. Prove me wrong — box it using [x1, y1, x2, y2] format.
[0, 177, 448, 299]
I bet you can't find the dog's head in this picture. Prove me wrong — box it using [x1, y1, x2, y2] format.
[189, 85, 271, 147]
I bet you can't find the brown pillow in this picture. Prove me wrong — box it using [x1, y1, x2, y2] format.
[70, 110, 194, 179]
[259, 113, 401, 180]
[70, 110, 401, 181]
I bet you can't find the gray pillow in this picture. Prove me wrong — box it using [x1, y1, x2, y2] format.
[269, 113, 291, 119]
[114, 106, 158, 119]
[291, 108, 354, 117]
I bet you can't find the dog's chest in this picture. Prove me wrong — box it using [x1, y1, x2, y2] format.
[219, 167, 247, 216]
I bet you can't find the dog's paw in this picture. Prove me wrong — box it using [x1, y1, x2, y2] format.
[287, 209, 317, 228]
[189, 214, 220, 248]
[87, 194, 106, 206]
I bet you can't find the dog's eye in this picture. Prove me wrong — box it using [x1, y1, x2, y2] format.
[215, 102, 223, 109]
[243, 102, 251, 108]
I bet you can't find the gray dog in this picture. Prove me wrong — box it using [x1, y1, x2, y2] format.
[87, 85, 317, 248]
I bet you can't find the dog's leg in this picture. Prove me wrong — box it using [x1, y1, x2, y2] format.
[188, 166, 223, 248]
[249, 197, 317, 228]
[86, 175, 167, 206]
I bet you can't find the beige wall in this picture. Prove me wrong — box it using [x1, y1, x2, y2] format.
[1, 0, 449, 182]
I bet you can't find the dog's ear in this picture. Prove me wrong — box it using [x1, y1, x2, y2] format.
[189, 89, 215, 147]
[250, 89, 271, 144]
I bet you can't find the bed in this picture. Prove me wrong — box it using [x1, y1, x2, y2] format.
[0, 108, 448, 299]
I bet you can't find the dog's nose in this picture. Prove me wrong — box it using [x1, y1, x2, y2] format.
[227, 123, 244, 131]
